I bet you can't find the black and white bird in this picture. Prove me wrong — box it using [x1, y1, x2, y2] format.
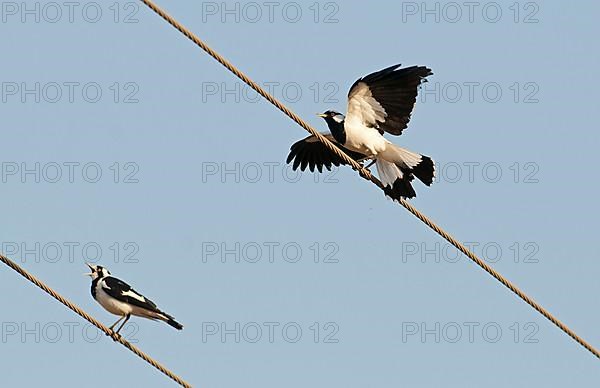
[85, 263, 183, 335]
[286, 64, 435, 199]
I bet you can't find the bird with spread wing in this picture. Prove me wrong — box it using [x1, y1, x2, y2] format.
[286, 64, 434, 199]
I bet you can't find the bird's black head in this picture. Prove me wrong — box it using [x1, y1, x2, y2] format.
[317, 110, 346, 143]
[84, 263, 110, 280]
[317, 110, 345, 124]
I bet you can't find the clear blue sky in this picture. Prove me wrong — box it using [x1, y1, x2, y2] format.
[1, 1, 599, 387]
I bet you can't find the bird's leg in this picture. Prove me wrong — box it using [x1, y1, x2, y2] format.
[355, 157, 377, 170]
[107, 316, 126, 341]
[114, 314, 131, 335]
[108, 315, 125, 331]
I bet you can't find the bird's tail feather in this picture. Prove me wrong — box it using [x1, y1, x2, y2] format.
[158, 311, 184, 330]
[376, 160, 416, 199]
[376, 144, 435, 200]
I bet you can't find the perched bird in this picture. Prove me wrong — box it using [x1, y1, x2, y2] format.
[85, 263, 183, 335]
[286, 64, 435, 199]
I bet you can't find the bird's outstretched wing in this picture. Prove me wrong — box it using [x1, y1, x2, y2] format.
[101, 276, 159, 312]
[346, 64, 432, 136]
[286, 133, 368, 173]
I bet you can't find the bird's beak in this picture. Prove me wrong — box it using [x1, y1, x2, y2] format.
[316, 113, 327, 118]
[84, 262, 94, 277]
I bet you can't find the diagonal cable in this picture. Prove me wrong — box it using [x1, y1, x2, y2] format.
[0, 253, 192, 388]
[138, 0, 600, 360]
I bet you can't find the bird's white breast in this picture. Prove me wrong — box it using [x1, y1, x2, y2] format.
[94, 281, 132, 316]
[343, 116, 389, 156]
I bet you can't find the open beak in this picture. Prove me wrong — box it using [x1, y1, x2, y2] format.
[316, 113, 327, 118]
[84, 262, 94, 277]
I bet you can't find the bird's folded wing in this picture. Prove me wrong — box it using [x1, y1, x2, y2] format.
[346, 64, 432, 136]
[102, 276, 159, 312]
[286, 133, 367, 173]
